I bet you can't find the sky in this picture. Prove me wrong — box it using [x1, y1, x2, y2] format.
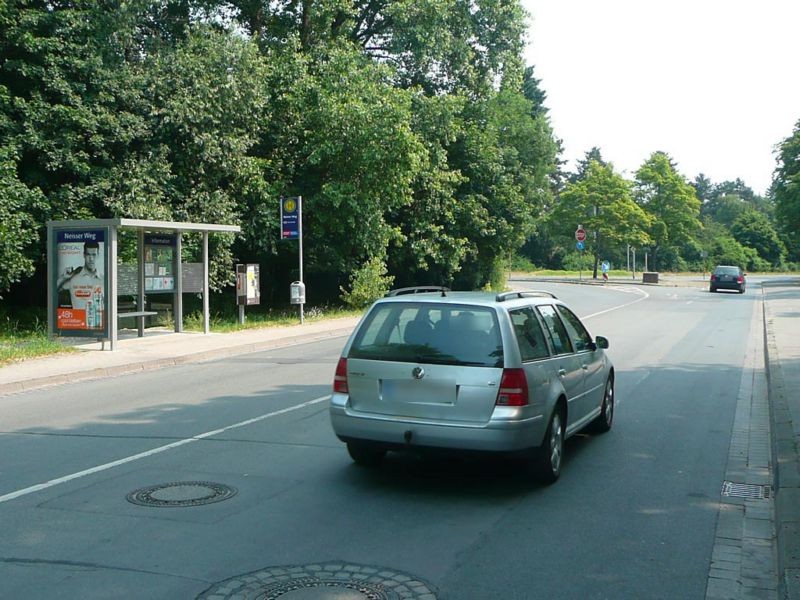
[521, 0, 800, 196]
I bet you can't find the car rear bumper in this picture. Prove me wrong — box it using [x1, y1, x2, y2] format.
[712, 282, 744, 290]
[329, 395, 546, 452]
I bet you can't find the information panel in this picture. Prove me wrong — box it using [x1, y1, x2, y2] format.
[144, 233, 176, 293]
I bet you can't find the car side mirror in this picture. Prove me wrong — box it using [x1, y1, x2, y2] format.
[595, 336, 609, 350]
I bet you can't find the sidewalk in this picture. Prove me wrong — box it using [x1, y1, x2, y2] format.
[1, 279, 798, 598]
[763, 278, 800, 598]
[0, 315, 361, 396]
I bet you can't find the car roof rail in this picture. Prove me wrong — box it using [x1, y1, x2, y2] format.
[386, 286, 450, 297]
[495, 290, 558, 302]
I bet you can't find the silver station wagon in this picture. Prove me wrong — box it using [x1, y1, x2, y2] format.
[329, 287, 614, 483]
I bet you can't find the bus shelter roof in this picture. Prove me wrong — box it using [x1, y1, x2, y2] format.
[47, 218, 240, 233]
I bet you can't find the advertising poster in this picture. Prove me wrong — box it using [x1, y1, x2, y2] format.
[144, 234, 176, 293]
[55, 229, 106, 331]
[247, 265, 259, 304]
[236, 264, 260, 306]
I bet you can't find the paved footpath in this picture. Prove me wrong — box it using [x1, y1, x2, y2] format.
[1, 278, 799, 599]
[763, 279, 800, 599]
[0, 315, 361, 396]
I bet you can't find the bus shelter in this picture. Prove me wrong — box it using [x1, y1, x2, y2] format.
[47, 218, 240, 350]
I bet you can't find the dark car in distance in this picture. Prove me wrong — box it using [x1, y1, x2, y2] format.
[710, 265, 746, 293]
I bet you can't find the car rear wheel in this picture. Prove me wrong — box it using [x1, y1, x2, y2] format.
[532, 408, 564, 484]
[589, 376, 614, 433]
[346, 442, 386, 467]
[739, 286, 745, 294]
[710, 286, 716, 293]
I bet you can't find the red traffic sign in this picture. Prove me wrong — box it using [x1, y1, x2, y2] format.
[575, 228, 587, 242]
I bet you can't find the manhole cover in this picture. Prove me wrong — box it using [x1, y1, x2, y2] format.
[198, 563, 437, 599]
[721, 481, 771, 500]
[126, 481, 237, 507]
[258, 578, 394, 600]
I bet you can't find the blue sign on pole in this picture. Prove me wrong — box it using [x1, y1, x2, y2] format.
[576, 241, 585, 251]
[281, 197, 301, 240]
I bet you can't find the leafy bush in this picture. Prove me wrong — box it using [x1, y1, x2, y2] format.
[510, 255, 538, 272]
[486, 257, 509, 291]
[562, 251, 592, 272]
[340, 257, 395, 309]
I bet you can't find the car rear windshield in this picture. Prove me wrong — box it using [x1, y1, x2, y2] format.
[715, 266, 740, 275]
[348, 302, 503, 367]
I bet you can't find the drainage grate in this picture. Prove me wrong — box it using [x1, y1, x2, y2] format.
[126, 481, 237, 507]
[721, 481, 771, 500]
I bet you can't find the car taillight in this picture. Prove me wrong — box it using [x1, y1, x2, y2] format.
[333, 357, 349, 394]
[737, 276, 743, 283]
[710, 275, 716, 281]
[496, 368, 529, 406]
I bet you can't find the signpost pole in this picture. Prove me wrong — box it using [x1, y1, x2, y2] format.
[298, 196, 304, 325]
[281, 196, 305, 324]
[137, 229, 145, 337]
[175, 231, 183, 333]
[236, 263, 246, 325]
[202, 231, 209, 335]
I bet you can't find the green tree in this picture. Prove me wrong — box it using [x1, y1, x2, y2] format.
[548, 160, 652, 276]
[296, 43, 426, 280]
[692, 173, 714, 203]
[773, 119, 800, 261]
[634, 152, 702, 271]
[730, 210, 785, 267]
[522, 65, 548, 118]
[387, 93, 469, 286]
[701, 220, 764, 271]
[0, 144, 45, 295]
[569, 147, 606, 184]
[224, 0, 527, 97]
[139, 28, 270, 287]
[702, 194, 749, 229]
[447, 84, 558, 288]
[714, 178, 756, 203]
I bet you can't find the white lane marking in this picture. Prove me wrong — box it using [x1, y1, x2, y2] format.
[0, 395, 330, 504]
[581, 287, 650, 320]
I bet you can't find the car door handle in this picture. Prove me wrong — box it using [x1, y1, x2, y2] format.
[558, 369, 566, 378]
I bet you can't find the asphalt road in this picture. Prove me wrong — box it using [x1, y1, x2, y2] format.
[0, 281, 761, 599]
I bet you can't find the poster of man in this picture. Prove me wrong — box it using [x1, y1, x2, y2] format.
[55, 230, 106, 331]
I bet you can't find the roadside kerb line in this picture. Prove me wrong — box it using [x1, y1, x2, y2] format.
[0, 395, 330, 504]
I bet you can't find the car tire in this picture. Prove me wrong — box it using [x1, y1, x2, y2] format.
[710, 286, 716, 293]
[739, 286, 745, 294]
[589, 376, 614, 433]
[347, 442, 386, 467]
[532, 408, 564, 484]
